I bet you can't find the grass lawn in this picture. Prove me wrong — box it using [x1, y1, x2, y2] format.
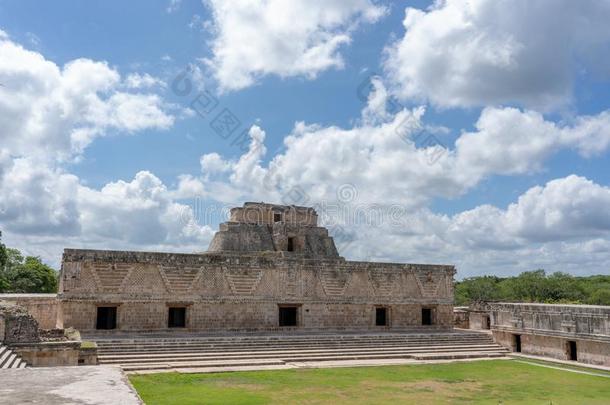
[130, 360, 610, 405]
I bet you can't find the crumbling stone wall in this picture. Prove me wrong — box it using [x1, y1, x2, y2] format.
[0, 302, 41, 344]
[0, 294, 59, 329]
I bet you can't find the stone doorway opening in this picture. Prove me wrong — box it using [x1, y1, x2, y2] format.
[484, 315, 491, 329]
[168, 307, 186, 328]
[422, 308, 433, 325]
[287, 237, 295, 252]
[568, 340, 578, 361]
[274, 212, 282, 223]
[279, 305, 298, 327]
[96, 306, 117, 330]
[514, 334, 522, 352]
[375, 307, 388, 326]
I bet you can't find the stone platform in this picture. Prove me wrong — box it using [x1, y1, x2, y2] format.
[0, 366, 142, 405]
[87, 330, 509, 373]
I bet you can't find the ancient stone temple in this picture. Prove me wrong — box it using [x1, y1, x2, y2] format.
[59, 202, 456, 332]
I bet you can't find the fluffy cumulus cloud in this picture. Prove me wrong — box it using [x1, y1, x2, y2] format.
[183, 80, 610, 209]
[0, 31, 212, 265]
[383, 0, 610, 109]
[316, 175, 610, 277]
[203, 0, 386, 91]
[0, 34, 174, 162]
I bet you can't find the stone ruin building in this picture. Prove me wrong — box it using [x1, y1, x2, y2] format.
[457, 302, 610, 367]
[59, 202, 456, 332]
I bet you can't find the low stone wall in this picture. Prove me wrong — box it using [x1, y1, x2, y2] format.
[469, 312, 490, 330]
[10, 341, 81, 367]
[453, 307, 469, 328]
[493, 330, 610, 366]
[489, 302, 610, 366]
[0, 294, 59, 329]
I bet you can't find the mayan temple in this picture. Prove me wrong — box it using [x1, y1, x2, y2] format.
[59, 202, 456, 332]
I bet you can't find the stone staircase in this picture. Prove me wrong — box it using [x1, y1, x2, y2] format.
[92, 331, 509, 373]
[0, 345, 28, 369]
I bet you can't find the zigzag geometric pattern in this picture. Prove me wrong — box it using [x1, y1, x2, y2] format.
[320, 269, 351, 296]
[90, 263, 133, 292]
[224, 268, 263, 295]
[368, 268, 399, 297]
[159, 266, 202, 294]
[413, 270, 444, 298]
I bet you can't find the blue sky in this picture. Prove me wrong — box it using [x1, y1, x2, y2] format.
[1, 0, 610, 278]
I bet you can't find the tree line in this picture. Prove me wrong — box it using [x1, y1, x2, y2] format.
[455, 270, 610, 306]
[0, 231, 58, 293]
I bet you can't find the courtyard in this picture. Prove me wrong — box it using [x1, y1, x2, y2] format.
[130, 359, 610, 405]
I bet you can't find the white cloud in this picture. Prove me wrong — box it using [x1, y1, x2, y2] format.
[185, 80, 610, 209]
[203, 0, 386, 91]
[0, 35, 175, 161]
[383, 0, 610, 109]
[332, 175, 610, 277]
[454, 107, 610, 180]
[124, 73, 166, 89]
[78, 171, 213, 246]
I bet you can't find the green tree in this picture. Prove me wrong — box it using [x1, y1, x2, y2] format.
[587, 289, 610, 305]
[1, 247, 58, 293]
[0, 231, 7, 268]
[455, 276, 502, 305]
[0, 231, 8, 292]
[454, 270, 608, 305]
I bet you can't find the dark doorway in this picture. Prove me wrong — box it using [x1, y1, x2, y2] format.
[422, 308, 432, 325]
[168, 307, 186, 328]
[376, 307, 387, 326]
[287, 237, 295, 252]
[274, 213, 282, 223]
[568, 341, 577, 361]
[96, 306, 117, 330]
[484, 315, 491, 330]
[514, 334, 522, 352]
[279, 306, 298, 326]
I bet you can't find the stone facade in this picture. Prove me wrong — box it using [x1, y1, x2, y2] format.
[488, 302, 610, 366]
[59, 202, 456, 333]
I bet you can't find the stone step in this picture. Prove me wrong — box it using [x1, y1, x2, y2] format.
[410, 351, 507, 361]
[95, 336, 494, 348]
[99, 346, 507, 365]
[0, 345, 28, 369]
[121, 358, 286, 372]
[89, 333, 492, 344]
[98, 340, 493, 353]
[1, 353, 17, 369]
[95, 336, 493, 345]
[119, 350, 509, 372]
[0, 347, 10, 366]
[98, 343, 502, 358]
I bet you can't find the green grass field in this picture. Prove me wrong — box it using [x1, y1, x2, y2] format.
[130, 360, 610, 405]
